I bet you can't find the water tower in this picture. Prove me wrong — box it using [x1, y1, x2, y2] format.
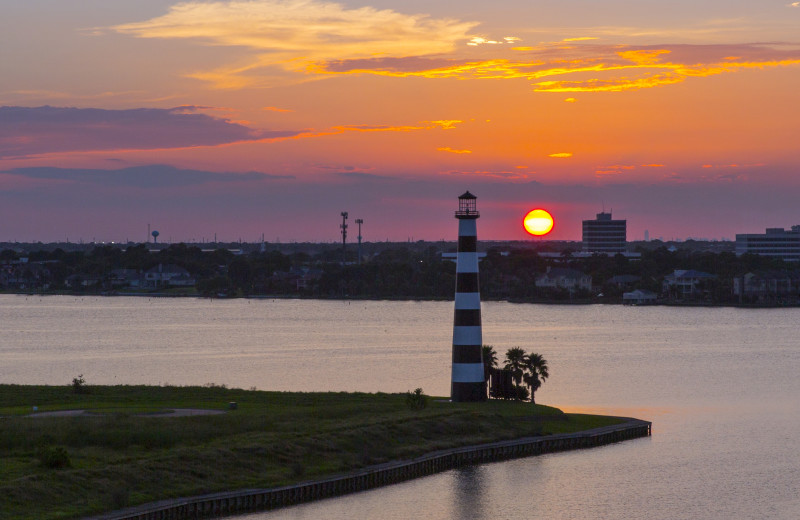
[451, 191, 486, 402]
[151, 230, 160, 244]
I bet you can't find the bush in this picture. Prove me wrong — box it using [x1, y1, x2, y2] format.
[38, 446, 71, 469]
[72, 374, 88, 394]
[405, 388, 428, 410]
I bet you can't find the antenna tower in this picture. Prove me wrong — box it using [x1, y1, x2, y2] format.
[355, 219, 364, 265]
[340, 212, 349, 264]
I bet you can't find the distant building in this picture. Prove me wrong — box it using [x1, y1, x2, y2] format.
[109, 268, 144, 288]
[608, 274, 641, 289]
[623, 289, 658, 305]
[662, 269, 715, 297]
[582, 212, 627, 254]
[735, 227, 800, 261]
[145, 264, 195, 288]
[535, 267, 592, 294]
[733, 271, 800, 301]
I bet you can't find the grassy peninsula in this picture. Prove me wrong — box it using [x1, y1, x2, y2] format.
[0, 384, 623, 520]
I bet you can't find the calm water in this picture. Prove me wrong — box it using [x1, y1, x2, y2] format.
[2, 295, 799, 519]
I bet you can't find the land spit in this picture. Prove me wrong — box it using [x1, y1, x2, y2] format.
[86, 418, 651, 520]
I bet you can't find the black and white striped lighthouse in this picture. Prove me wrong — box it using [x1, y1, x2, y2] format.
[451, 191, 486, 402]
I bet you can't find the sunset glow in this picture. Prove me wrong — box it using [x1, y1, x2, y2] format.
[523, 209, 554, 236]
[2, 1, 800, 242]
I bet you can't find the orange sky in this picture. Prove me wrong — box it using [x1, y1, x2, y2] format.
[2, 1, 800, 242]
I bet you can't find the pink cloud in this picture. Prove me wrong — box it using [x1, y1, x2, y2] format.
[0, 106, 301, 159]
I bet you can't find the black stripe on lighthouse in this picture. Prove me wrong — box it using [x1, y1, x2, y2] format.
[458, 235, 477, 252]
[451, 192, 486, 402]
[454, 309, 481, 327]
[456, 273, 479, 293]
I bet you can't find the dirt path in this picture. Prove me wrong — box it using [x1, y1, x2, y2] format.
[24, 408, 225, 418]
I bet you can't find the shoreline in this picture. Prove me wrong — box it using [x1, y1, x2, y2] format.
[1, 386, 644, 520]
[86, 418, 652, 520]
[4, 291, 799, 309]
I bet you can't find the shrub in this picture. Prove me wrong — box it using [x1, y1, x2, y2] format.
[514, 385, 530, 401]
[405, 388, 428, 410]
[38, 446, 71, 469]
[71, 374, 88, 394]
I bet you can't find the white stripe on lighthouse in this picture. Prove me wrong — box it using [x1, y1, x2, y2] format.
[454, 292, 481, 309]
[451, 363, 486, 382]
[455, 252, 480, 273]
[453, 326, 482, 345]
[458, 219, 477, 236]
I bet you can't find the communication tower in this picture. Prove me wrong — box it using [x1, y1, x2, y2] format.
[355, 218, 364, 265]
[340, 212, 348, 264]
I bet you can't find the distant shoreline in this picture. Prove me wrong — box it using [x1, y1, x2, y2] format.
[3, 290, 799, 308]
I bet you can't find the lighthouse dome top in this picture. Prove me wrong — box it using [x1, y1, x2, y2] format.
[455, 191, 479, 219]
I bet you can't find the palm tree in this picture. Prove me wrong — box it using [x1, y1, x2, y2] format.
[504, 347, 526, 387]
[482, 345, 498, 382]
[522, 353, 549, 404]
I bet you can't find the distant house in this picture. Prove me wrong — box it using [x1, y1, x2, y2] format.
[535, 267, 592, 294]
[65, 273, 103, 289]
[109, 269, 144, 288]
[623, 289, 658, 305]
[608, 274, 641, 289]
[270, 267, 323, 291]
[2, 261, 51, 290]
[733, 271, 800, 301]
[144, 264, 195, 288]
[662, 269, 715, 297]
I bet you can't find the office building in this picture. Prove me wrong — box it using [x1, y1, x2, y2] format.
[735, 227, 800, 261]
[582, 211, 627, 254]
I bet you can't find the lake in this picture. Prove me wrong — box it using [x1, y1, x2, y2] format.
[2, 295, 798, 519]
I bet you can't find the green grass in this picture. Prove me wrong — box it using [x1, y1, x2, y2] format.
[0, 385, 624, 520]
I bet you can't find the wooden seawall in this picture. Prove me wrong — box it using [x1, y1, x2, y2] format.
[86, 418, 651, 520]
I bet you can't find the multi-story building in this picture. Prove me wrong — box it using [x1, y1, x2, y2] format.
[735, 226, 800, 261]
[582, 211, 626, 254]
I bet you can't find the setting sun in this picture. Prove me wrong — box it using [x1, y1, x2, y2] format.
[523, 209, 554, 236]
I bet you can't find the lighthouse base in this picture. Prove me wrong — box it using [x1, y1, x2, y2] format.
[451, 381, 487, 402]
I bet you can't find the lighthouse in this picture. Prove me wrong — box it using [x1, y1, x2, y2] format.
[451, 191, 486, 402]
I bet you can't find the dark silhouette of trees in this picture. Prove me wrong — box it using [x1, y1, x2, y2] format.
[522, 353, 549, 404]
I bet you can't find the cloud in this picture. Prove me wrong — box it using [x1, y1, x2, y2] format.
[1, 164, 292, 189]
[439, 169, 530, 180]
[467, 36, 521, 46]
[0, 106, 462, 159]
[263, 106, 293, 113]
[312, 42, 800, 93]
[564, 97, 577, 102]
[437, 147, 472, 154]
[110, 3, 800, 93]
[113, 0, 478, 88]
[595, 165, 635, 177]
[549, 152, 573, 158]
[0, 105, 300, 159]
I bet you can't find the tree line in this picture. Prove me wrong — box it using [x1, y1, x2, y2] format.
[2, 242, 798, 303]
